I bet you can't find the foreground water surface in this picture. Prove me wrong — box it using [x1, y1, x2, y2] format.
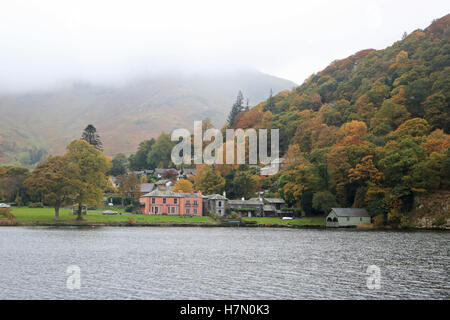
[0, 227, 448, 299]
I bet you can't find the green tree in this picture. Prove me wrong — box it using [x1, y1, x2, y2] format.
[82, 124, 103, 151]
[110, 153, 128, 176]
[227, 90, 244, 127]
[65, 140, 110, 220]
[231, 170, 258, 199]
[129, 138, 155, 170]
[147, 133, 174, 169]
[0, 166, 30, 204]
[312, 191, 338, 214]
[24, 156, 73, 219]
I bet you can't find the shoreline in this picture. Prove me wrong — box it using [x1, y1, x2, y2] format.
[2, 220, 449, 231]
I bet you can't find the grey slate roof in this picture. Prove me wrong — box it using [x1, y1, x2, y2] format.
[140, 183, 155, 193]
[229, 199, 262, 206]
[331, 208, 370, 217]
[205, 194, 228, 200]
[141, 189, 182, 197]
[141, 189, 200, 198]
[249, 197, 285, 204]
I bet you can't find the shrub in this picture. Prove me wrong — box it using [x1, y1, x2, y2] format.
[387, 209, 402, 228]
[432, 215, 446, 227]
[125, 205, 134, 213]
[209, 212, 222, 221]
[228, 211, 240, 219]
[373, 214, 385, 227]
[28, 202, 44, 208]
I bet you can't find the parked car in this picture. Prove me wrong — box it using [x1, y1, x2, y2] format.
[102, 210, 120, 215]
[0, 203, 11, 208]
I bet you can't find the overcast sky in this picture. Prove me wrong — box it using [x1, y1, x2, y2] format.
[0, 0, 448, 92]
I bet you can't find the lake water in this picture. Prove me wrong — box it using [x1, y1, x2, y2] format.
[0, 227, 448, 299]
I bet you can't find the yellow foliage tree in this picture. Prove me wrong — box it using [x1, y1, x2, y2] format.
[173, 179, 194, 193]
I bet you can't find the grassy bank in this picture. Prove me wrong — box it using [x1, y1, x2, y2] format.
[7, 207, 326, 227]
[10, 207, 214, 225]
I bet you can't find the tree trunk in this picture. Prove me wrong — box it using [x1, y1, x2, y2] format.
[77, 203, 83, 221]
[54, 205, 60, 220]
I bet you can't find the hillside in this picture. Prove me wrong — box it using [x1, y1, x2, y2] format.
[0, 70, 295, 164]
[231, 14, 449, 224]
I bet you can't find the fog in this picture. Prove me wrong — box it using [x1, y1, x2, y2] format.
[0, 0, 448, 93]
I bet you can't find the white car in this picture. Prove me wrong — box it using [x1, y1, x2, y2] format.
[0, 203, 11, 208]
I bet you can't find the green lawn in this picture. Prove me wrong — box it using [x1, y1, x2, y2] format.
[8, 207, 325, 227]
[242, 216, 325, 226]
[10, 207, 214, 225]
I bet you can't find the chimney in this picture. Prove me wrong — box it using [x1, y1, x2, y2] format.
[223, 191, 226, 198]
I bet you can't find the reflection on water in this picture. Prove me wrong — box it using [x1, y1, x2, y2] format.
[0, 227, 448, 299]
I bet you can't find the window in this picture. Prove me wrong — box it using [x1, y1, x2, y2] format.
[152, 198, 155, 204]
[186, 208, 190, 214]
[193, 200, 198, 206]
[346, 217, 349, 221]
[174, 198, 177, 204]
[155, 207, 158, 214]
[172, 207, 175, 214]
[360, 217, 363, 221]
[193, 208, 197, 214]
[163, 198, 166, 204]
[218, 201, 222, 207]
[186, 200, 191, 206]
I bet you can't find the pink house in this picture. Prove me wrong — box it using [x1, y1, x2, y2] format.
[139, 188, 203, 216]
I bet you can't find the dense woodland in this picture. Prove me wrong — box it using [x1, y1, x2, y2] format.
[1, 15, 449, 227]
[230, 15, 450, 225]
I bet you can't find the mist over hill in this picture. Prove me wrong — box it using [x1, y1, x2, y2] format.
[0, 69, 295, 164]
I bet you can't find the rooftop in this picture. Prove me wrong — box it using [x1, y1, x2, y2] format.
[205, 194, 228, 200]
[140, 183, 155, 193]
[331, 208, 370, 217]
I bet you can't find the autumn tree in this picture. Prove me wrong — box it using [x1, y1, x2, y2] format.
[65, 140, 110, 220]
[370, 99, 410, 135]
[173, 179, 193, 193]
[117, 173, 141, 207]
[278, 160, 319, 207]
[348, 155, 385, 209]
[25, 156, 73, 219]
[388, 118, 430, 139]
[194, 165, 225, 195]
[423, 92, 450, 132]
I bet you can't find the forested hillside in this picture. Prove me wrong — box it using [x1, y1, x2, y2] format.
[230, 14, 450, 226]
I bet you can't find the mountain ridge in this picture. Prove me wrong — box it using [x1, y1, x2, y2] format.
[0, 69, 295, 164]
